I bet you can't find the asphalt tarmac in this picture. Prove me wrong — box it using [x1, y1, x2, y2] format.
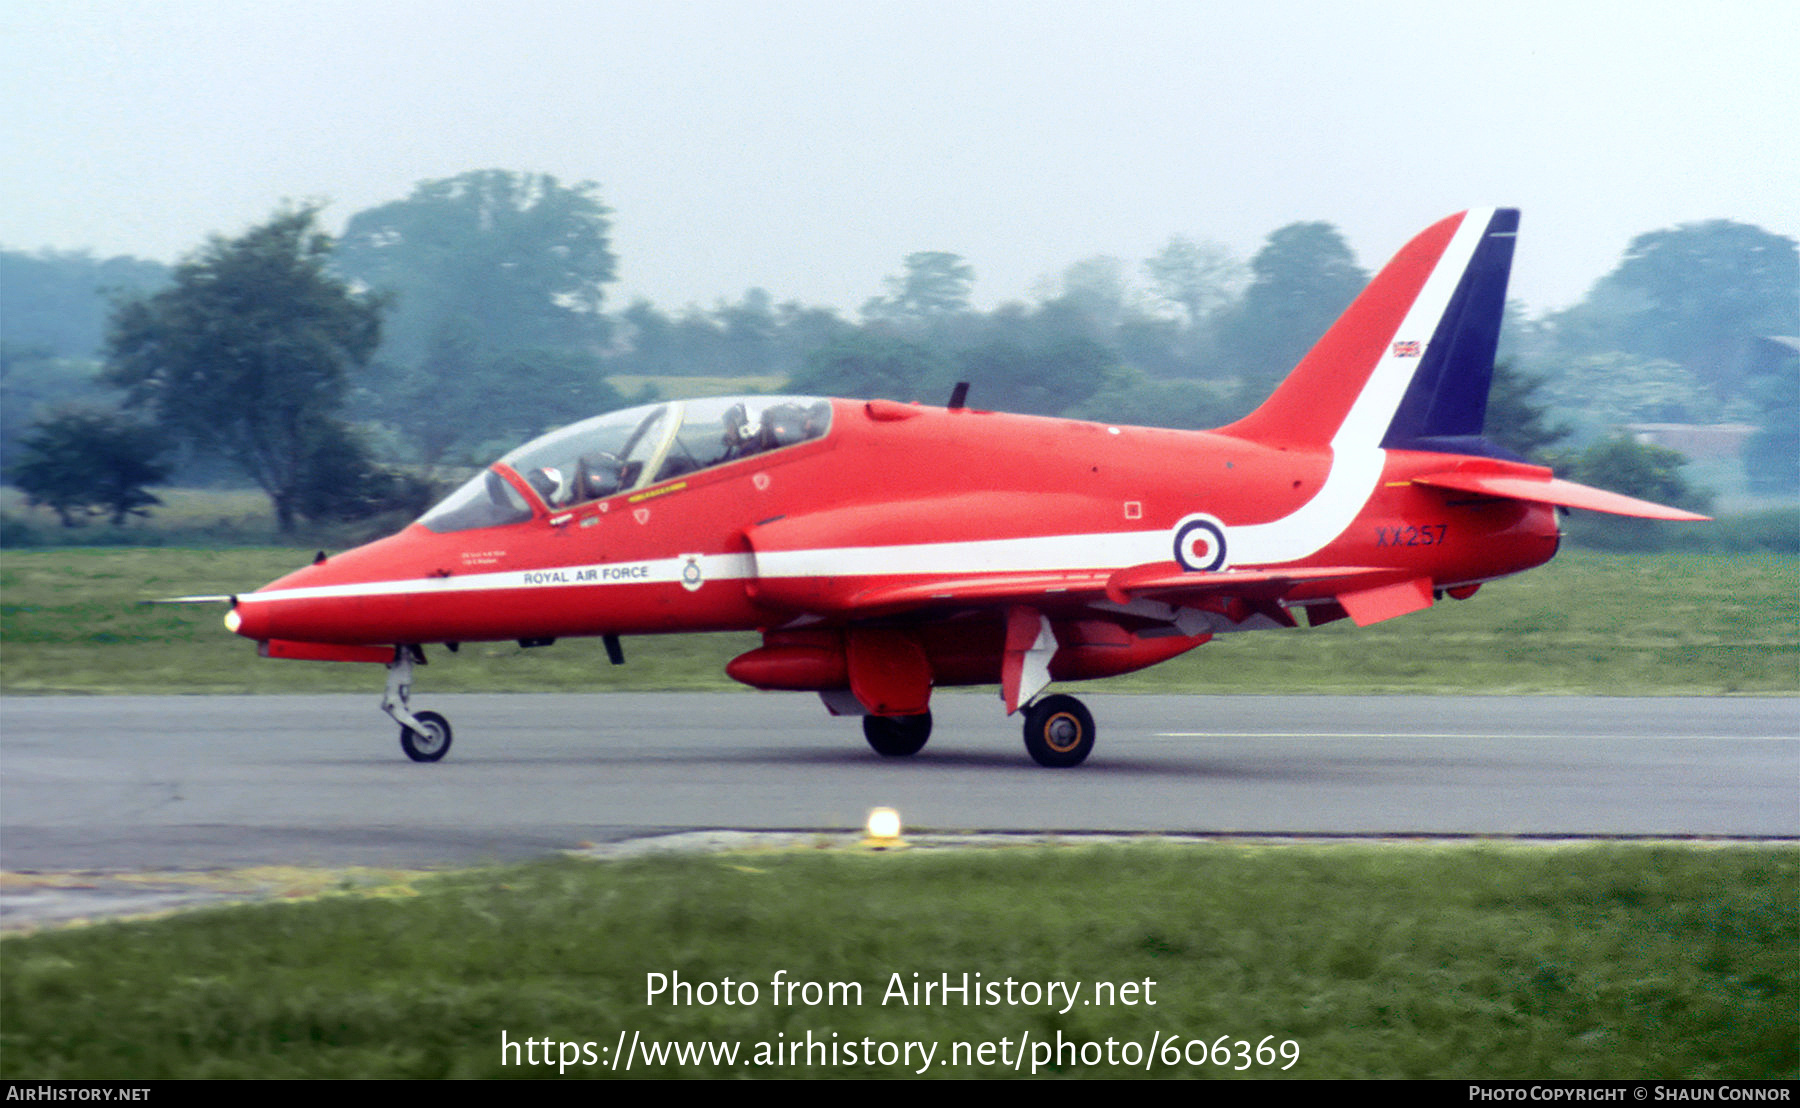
[3, 692, 1794, 877]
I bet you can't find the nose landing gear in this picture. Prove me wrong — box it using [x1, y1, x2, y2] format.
[382, 646, 452, 762]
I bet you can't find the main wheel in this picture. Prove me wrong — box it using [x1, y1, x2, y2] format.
[863, 712, 932, 757]
[400, 710, 453, 763]
[1022, 695, 1094, 767]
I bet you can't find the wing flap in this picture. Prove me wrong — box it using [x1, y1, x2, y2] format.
[836, 563, 1420, 627]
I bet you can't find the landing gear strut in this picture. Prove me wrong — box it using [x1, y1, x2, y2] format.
[863, 711, 932, 757]
[1021, 694, 1095, 768]
[382, 647, 452, 762]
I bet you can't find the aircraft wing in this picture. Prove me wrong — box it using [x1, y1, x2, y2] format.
[831, 561, 1427, 629]
[1109, 563, 1433, 628]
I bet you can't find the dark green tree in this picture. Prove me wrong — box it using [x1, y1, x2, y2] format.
[0, 346, 111, 471]
[1142, 236, 1245, 330]
[104, 205, 384, 533]
[7, 407, 169, 526]
[1066, 366, 1237, 430]
[1561, 435, 1705, 507]
[1215, 221, 1367, 401]
[1741, 337, 1799, 495]
[1553, 434, 1713, 551]
[787, 331, 949, 402]
[714, 288, 782, 378]
[1484, 361, 1571, 461]
[0, 249, 168, 360]
[957, 334, 1113, 417]
[293, 429, 438, 524]
[335, 170, 617, 366]
[862, 252, 975, 323]
[1549, 221, 1798, 395]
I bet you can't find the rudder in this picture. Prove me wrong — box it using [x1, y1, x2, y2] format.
[1380, 208, 1518, 455]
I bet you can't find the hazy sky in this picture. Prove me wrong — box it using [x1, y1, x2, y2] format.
[5, 0, 1795, 317]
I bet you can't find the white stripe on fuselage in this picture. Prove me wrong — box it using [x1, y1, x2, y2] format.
[243, 212, 1496, 611]
[239, 554, 755, 606]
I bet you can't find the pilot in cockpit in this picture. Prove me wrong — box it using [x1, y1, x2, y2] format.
[576, 452, 625, 500]
[762, 399, 831, 447]
[525, 465, 570, 507]
[722, 402, 764, 460]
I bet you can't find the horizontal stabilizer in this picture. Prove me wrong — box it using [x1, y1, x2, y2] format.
[1413, 466, 1711, 521]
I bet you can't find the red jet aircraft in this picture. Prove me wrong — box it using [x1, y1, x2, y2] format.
[217, 209, 1705, 766]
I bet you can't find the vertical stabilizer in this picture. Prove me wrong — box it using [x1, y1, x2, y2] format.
[1220, 208, 1518, 455]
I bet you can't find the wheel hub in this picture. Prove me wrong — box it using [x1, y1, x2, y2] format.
[1045, 713, 1080, 751]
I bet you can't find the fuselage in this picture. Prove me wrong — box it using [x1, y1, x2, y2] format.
[229, 394, 1560, 650]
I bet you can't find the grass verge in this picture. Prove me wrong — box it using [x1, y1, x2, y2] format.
[1, 842, 1793, 1078]
[1, 548, 1794, 695]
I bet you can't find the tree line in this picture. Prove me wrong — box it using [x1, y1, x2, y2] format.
[4, 169, 1794, 534]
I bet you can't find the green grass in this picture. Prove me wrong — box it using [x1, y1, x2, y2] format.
[1, 547, 1793, 695]
[1106, 548, 1800, 695]
[1, 843, 1792, 1078]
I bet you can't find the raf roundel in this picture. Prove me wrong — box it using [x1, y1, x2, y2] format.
[1172, 514, 1229, 572]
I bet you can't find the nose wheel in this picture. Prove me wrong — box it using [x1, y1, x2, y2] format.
[382, 647, 452, 763]
[1022, 694, 1095, 767]
[400, 710, 453, 762]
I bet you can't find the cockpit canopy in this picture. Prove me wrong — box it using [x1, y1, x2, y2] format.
[419, 396, 833, 533]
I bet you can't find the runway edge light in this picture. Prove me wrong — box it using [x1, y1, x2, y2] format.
[864, 807, 904, 849]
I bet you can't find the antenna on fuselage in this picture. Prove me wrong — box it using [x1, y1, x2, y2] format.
[947, 381, 970, 409]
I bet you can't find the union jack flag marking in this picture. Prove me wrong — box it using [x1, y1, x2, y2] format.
[1392, 340, 1422, 358]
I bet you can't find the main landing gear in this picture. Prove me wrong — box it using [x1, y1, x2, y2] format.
[863, 712, 932, 757]
[858, 695, 1098, 767]
[1020, 694, 1096, 768]
[382, 646, 452, 763]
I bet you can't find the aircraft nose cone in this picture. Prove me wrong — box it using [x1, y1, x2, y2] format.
[228, 559, 336, 642]
[225, 595, 270, 641]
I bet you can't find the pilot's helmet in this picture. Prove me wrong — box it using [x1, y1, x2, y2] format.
[763, 403, 804, 446]
[579, 453, 623, 498]
[724, 402, 762, 449]
[526, 465, 568, 506]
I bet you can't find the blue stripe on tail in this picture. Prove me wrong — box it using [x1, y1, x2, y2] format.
[1380, 208, 1519, 456]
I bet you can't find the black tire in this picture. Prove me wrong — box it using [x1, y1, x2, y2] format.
[863, 712, 932, 757]
[400, 710, 452, 762]
[1022, 695, 1094, 767]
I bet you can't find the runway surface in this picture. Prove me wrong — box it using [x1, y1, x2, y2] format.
[3, 693, 1794, 877]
